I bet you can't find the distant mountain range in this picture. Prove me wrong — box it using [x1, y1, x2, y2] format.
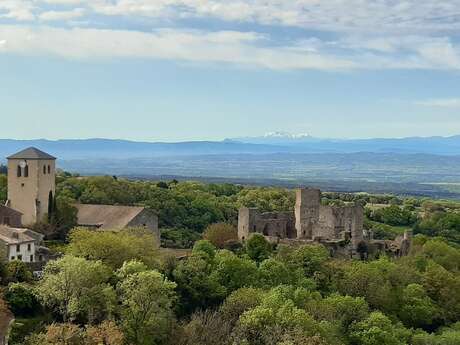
[2, 136, 460, 198]
[0, 135, 460, 160]
[229, 134, 460, 155]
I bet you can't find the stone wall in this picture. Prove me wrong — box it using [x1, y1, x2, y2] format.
[238, 188, 410, 259]
[239, 188, 369, 257]
[295, 188, 321, 239]
[127, 209, 160, 248]
[0, 206, 22, 228]
[238, 207, 295, 240]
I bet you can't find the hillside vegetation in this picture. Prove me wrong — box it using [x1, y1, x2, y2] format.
[1, 174, 460, 344]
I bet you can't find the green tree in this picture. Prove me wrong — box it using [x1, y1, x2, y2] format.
[116, 259, 149, 280]
[67, 227, 159, 269]
[50, 196, 78, 238]
[210, 250, 258, 294]
[119, 270, 177, 345]
[422, 262, 460, 323]
[258, 258, 303, 288]
[308, 294, 369, 333]
[349, 312, 411, 345]
[245, 234, 272, 263]
[236, 188, 295, 212]
[280, 244, 330, 276]
[203, 223, 238, 249]
[234, 289, 335, 345]
[173, 253, 225, 315]
[4, 283, 40, 316]
[5, 260, 33, 283]
[192, 240, 217, 260]
[398, 284, 439, 329]
[0, 174, 7, 203]
[371, 205, 417, 226]
[35, 255, 115, 323]
[220, 287, 265, 325]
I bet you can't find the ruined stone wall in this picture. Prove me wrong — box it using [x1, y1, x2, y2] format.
[350, 205, 364, 249]
[238, 188, 370, 256]
[238, 208, 295, 240]
[315, 206, 336, 240]
[314, 205, 364, 245]
[238, 207, 259, 240]
[295, 188, 321, 239]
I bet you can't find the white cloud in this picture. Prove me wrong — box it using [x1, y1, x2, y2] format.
[39, 8, 86, 21]
[80, 0, 460, 33]
[415, 99, 460, 108]
[1, 1, 460, 71]
[1, 23, 460, 71]
[0, 1, 35, 21]
[0, 25, 355, 70]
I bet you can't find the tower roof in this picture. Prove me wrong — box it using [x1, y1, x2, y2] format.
[7, 147, 56, 160]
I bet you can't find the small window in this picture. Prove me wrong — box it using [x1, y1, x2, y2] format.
[43, 165, 46, 174]
[48, 165, 51, 174]
[24, 165, 29, 177]
[27, 243, 31, 251]
[11, 256, 15, 261]
[17, 255, 23, 261]
[17, 165, 22, 177]
[16, 244, 20, 252]
[30, 255, 34, 262]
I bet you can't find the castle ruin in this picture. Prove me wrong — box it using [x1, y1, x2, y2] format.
[238, 188, 411, 258]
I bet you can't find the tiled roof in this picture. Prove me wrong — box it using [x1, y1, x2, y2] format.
[0, 226, 42, 244]
[75, 204, 146, 230]
[7, 147, 56, 160]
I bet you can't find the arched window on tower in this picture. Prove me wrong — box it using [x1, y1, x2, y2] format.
[24, 165, 29, 177]
[17, 165, 22, 177]
[48, 165, 51, 174]
[43, 165, 46, 174]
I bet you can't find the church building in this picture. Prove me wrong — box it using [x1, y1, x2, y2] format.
[2, 147, 160, 249]
[6, 147, 56, 225]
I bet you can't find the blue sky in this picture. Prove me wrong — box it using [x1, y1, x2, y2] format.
[1, 0, 460, 141]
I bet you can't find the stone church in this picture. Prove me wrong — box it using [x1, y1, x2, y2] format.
[1, 147, 159, 246]
[5, 147, 56, 225]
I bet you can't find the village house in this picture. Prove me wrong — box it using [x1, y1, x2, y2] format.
[0, 226, 49, 263]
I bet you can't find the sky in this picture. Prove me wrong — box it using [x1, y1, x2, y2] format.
[1, 0, 460, 141]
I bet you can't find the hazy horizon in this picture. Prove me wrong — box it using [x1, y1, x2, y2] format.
[1, 132, 460, 144]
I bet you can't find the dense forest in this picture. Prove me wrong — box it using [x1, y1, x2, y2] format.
[1, 173, 460, 344]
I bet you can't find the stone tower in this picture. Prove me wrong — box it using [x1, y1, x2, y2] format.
[238, 207, 259, 241]
[7, 147, 56, 225]
[295, 188, 321, 239]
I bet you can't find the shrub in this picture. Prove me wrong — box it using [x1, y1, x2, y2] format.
[203, 223, 238, 249]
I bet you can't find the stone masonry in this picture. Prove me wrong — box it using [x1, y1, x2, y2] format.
[239, 187, 411, 258]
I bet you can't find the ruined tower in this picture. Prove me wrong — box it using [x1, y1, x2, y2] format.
[7, 148, 56, 225]
[238, 207, 259, 241]
[295, 188, 321, 239]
